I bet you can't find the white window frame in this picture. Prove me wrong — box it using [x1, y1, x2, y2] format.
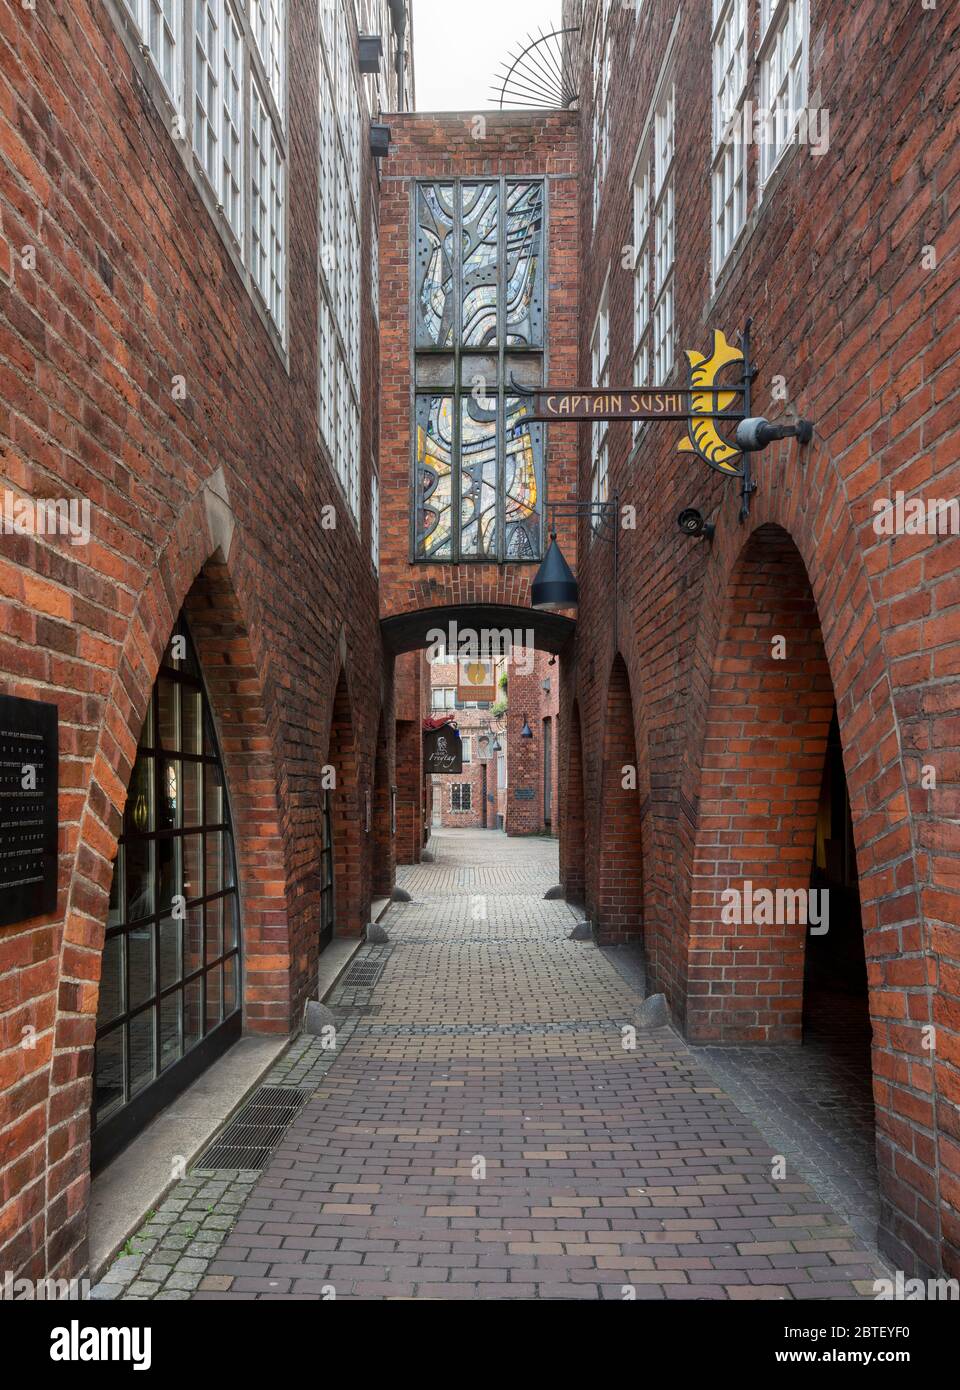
[115, 1, 287, 344]
[370, 469, 380, 572]
[250, 76, 285, 335]
[632, 160, 651, 438]
[317, 0, 365, 525]
[220, 2, 244, 246]
[461, 737, 472, 764]
[590, 281, 610, 524]
[652, 83, 675, 382]
[758, 0, 810, 190]
[591, 3, 612, 225]
[711, 0, 747, 279]
[451, 783, 472, 813]
[193, 0, 220, 188]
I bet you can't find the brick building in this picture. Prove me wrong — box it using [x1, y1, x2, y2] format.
[1, 0, 958, 1294]
[426, 649, 559, 835]
[556, 0, 960, 1279]
[0, 0, 411, 1284]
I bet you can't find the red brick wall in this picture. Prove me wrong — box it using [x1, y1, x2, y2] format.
[503, 648, 559, 836]
[570, 0, 960, 1276]
[0, 2, 387, 1280]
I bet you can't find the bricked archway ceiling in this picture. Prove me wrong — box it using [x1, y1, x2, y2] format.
[380, 604, 575, 656]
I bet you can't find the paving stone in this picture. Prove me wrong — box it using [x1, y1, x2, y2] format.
[94, 828, 891, 1303]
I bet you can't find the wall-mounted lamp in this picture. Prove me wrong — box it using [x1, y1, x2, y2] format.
[736, 416, 814, 451]
[677, 508, 716, 541]
[531, 496, 619, 611]
[520, 717, 534, 740]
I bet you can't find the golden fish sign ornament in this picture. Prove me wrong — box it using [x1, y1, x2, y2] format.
[676, 329, 745, 477]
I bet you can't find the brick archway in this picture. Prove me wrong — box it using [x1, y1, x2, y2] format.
[560, 698, 586, 907]
[41, 513, 289, 1283]
[595, 656, 645, 947]
[687, 524, 835, 1044]
[326, 665, 366, 936]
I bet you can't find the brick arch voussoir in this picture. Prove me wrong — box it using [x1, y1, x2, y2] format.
[595, 650, 650, 949]
[46, 500, 291, 1237]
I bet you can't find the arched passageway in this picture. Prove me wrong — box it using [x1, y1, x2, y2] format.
[89, 555, 289, 1171]
[689, 525, 842, 1043]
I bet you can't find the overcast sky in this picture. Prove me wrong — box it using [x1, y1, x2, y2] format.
[413, 0, 564, 111]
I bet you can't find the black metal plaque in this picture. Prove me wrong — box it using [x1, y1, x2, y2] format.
[423, 725, 463, 775]
[0, 694, 58, 928]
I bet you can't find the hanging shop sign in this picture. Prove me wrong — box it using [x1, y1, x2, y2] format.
[423, 722, 463, 775]
[456, 658, 497, 703]
[515, 323, 814, 520]
[0, 694, 58, 929]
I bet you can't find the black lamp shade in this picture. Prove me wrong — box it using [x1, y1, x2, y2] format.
[520, 718, 533, 740]
[531, 535, 578, 610]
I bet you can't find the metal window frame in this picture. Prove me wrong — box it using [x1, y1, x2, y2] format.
[409, 175, 549, 566]
[92, 616, 243, 1171]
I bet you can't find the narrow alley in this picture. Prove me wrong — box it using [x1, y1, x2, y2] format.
[96, 830, 888, 1302]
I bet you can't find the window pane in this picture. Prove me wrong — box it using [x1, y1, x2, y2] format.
[224, 954, 238, 1017]
[461, 183, 499, 347]
[128, 1009, 156, 1096]
[181, 688, 202, 755]
[504, 399, 543, 561]
[158, 678, 179, 748]
[95, 1030, 124, 1119]
[160, 992, 182, 1072]
[205, 833, 224, 896]
[504, 182, 544, 346]
[126, 838, 155, 921]
[100, 934, 124, 1024]
[205, 761, 224, 823]
[128, 923, 155, 1010]
[415, 184, 455, 347]
[184, 904, 204, 977]
[460, 392, 499, 557]
[182, 760, 202, 827]
[184, 978, 203, 1050]
[206, 895, 223, 963]
[159, 913, 182, 991]
[416, 395, 454, 559]
[183, 833, 203, 901]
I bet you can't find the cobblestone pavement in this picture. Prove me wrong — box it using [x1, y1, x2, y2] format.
[96, 828, 889, 1301]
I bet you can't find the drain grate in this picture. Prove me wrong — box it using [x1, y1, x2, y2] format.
[342, 958, 387, 988]
[193, 1086, 312, 1170]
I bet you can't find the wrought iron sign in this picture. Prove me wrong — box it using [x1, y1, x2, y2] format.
[516, 321, 813, 521]
[0, 694, 58, 929]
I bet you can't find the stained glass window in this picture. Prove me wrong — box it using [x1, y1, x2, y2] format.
[413, 177, 545, 563]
